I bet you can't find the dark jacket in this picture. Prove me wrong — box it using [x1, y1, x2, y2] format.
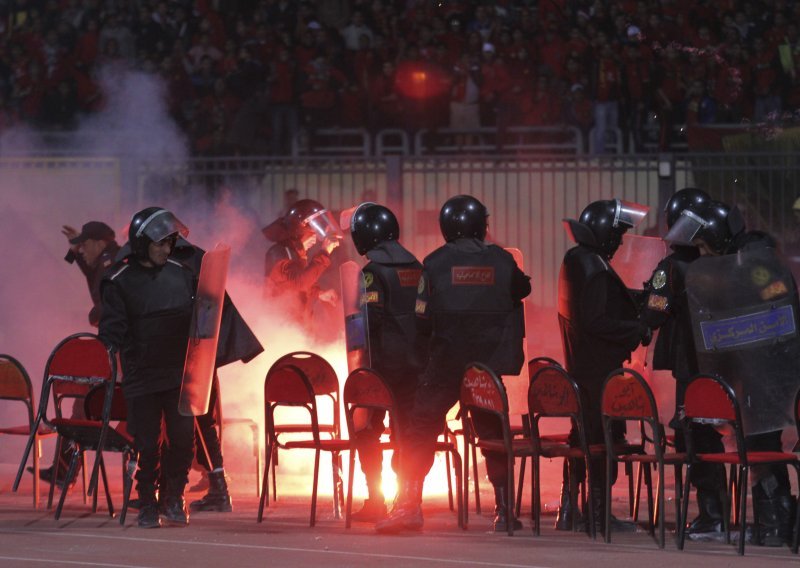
[65, 240, 121, 326]
[642, 245, 699, 380]
[362, 240, 423, 383]
[416, 238, 531, 385]
[558, 244, 641, 400]
[99, 257, 195, 398]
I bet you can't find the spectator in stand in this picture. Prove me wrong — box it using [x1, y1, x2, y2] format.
[449, 52, 481, 146]
[564, 83, 593, 151]
[269, 43, 300, 156]
[368, 60, 402, 131]
[752, 36, 781, 121]
[340, 9, 373, 51]
[621, 30, 653, 152]
[591, 41, 622, 154]
[98, 11, 136, 60]
[188, 32, 223, 72]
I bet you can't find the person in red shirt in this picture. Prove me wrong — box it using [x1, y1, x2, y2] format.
[751, 36, 782, 121]
[268, 44, 299, 155]
[368, 60, 403, 130]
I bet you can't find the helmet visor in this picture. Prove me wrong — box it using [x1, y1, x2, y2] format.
[304, 208, 343, 240]
[663, 209, 707, 246]
[614, 199, 649, 229]
[135, 210, 189, 243]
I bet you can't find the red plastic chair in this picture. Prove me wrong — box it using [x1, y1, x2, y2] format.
[342, 368, 464, 529]
[12, 333, 117, 519]
[528, 363, 601, 537]
[257, 364, 350, 527]
[460, 363, 533, 536]
[678, 374, 800, 555]
[601, 368, 686, 548]
[0, 355, 57, 508]
[266, 352, 341, 508]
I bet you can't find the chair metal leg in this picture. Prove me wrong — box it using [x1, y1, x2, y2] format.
[626, 462, 635, 517]
[331, 451, 342, 520]
[532, 455, 541, 536]
[271, 446, 278, 501]
[471, 439, 481, 514]
[100, 456, 114, 517]
[32, 437, 41, 509]
[310, 449, 320, 527]
[657, 461, 665, 549]
[643, 462, 655, 534]
[453, 450, 465, 530]
[673, 464, 683, 547]
[257, 442, 272, 523]
[678, 463, 692, 550]
[604, 455, 613, 543]
[47, 436, 63, 509]
[506, 456, 515, 536]
[13, 415, 43, 494]
[345, 450, 356, 529]
[445, 450, 454, 511]
[516, 456, 526, 518]
[462, 432, 470, 528]
[737, 467, 748, 556]
[82, 451, 89, 503]
[632, 462, 643, 522]
[55, 448, 80, 520]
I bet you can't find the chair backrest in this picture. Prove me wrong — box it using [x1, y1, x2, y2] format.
[271, 352, 339, 395]
[601, 368, 658, 422]
[343, 367, 396, 439]
[40, 334, 116, 426]
[0, 355, 33, 402]
[528, 356, 562, 381]
[528, 364, 579, 417]
[264, 365, 315, 404]
[0, 355, 35, 427]
[683, 374, 738, 423]
[460, 363, 508, 417]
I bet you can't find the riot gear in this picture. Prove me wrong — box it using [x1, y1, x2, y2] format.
[129, 207, 189, 260]
[564, 199, 649, 259]
[350, 202, 400, 255]
[694, 201, 746, 255]
[439, 195, 488, 242]
[665, 187, 710, 229]
[284, 199, 342, 241]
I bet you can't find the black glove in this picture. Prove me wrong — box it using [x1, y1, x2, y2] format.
[638, 320, 653, 347]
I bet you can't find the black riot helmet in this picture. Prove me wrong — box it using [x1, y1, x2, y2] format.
[439, 195, 488, 242]
[284, 198, 342, 241]
[563, 199, 649, 258]
[128, 207, 189, 259]
[350, 202, 400, 255]
[665, 187, 711, 228]
[693, 200, 746, 255]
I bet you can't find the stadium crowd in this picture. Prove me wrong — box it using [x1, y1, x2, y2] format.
[0, 0, 799, 155]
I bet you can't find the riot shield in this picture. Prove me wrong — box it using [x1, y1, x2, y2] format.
[503, 248, 530, 416]
[685, 248, 800, 434]
[340, 260, 371, 374]
[610, 235, 667, 291]
[179, 244, 230, 416]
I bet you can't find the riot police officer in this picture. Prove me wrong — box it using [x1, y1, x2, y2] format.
[681, 200, 797, 546]
[99, 207, 196, 528]
[348, 202, 423, 522]
[376, 195, 531, 534]
[558, 198, 651, 533]
[264, 199, 342, 337]
[643, 188, 727, 536]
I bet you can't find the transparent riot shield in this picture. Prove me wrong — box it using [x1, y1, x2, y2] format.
[610, 235, 668, 291]
[340, 260, 371, 374]
[179, 244, 230, 416]
[685, 248, 800, 434]
[503, 248, 530, 417]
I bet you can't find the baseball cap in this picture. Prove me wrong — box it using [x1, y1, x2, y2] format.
[69, 221, 116, 244]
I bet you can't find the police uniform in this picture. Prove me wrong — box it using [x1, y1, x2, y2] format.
[642, 245, 726, 525]
[264, 240, 333, 325]
[558, 243, 641, 492]
[354, 240, 422, 494]
[98, 255, 196, 502]
[402, 238, 530, 487]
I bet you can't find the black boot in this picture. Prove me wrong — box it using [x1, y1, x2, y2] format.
[753, 478, 794, 547]
[190, 470, 233, 512]
[137, 485, 161, 529]
[686, 489, 723, 534]
[555, 461, 582, 530]
[586, 484, 635, 535]
[375, 480, 424, 534]
[351, 497, 387, 522]
[493, 485, 523, 533]
[161, 480, 189, 525]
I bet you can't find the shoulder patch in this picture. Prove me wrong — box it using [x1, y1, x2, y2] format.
[363, 290, 380, 304]
[417, 274, 425, 295]
[647, 294, 669, 312]
[750, 265, 771, 287]
[415, 299, 427, 314]
[651, 269, 667, 290]
[760, 280, 788, 301]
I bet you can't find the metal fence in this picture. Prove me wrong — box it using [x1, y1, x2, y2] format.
[131, 152, 800, 306]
